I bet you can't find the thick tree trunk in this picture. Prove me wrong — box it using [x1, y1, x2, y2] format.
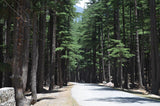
[150, 0, 160, 95]
[22, 2, 30, 90]
[37, 10, 46, 92]
[3, 14, 12, 87]
[92, 25, 97, 83]
[98, 27, 102, 82]
[30, 12, 38, 104]
[134, 0, 144, 89]
[57, 51, 63, 87]
[100, 23, 106, 81]
[49, 10, 57, 90]
[122, 0, 128, 89]
[12, 0, 30, 105]
[114, 0, 120, 87]
[92, 48, 97, 83]
[129, 0, 136, 89]
[0, 24, 3, 88]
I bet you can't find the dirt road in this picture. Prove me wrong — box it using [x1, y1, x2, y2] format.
[32, 83, 78, 106]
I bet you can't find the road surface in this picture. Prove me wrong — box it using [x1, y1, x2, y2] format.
[71, 83, 160, 106]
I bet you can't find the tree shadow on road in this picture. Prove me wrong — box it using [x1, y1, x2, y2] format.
[37, 97, 55, 102]
[40, 89, 65, 94]
[90, 87, 119, 92]
[85, 97, 160, 104]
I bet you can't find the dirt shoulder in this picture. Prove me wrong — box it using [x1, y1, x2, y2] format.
[32, 83, 79, 106]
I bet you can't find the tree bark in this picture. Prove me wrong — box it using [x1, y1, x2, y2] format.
[22, 1, 30, 91]
[92, 25, 97, 83]
[134, 0, 144, 89]
[107, 32, 111, 82]
[100, 23, 106, 81]
[37, 8, 46, 92]
[49, 10, 57, 90]
[150, 0, 160, 94]
[57, 51, 63, 87]
[113, 0, 120, 87]
[12, 0, 29, 105]
[30, 12, 38, 104]
[3, 17, 12, 87]
[120, 59, 123, 88]
[0, 24, 3, 88]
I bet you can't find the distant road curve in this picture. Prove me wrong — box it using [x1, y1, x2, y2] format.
[71, 83, 160, 106]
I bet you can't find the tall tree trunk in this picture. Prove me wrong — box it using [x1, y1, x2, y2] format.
[12, 0, 29, 105]
[37, 8, 46, 92]
[57, 51, 63, 87]
[4, 16, 12, 87]
[49, 10, 57, 90]
[120, 58, 123, 88]
[0, 24, 3, 88]
[92, 25, 97, 83]
[134, 0, 144, 89]
[22, 1, 30, 91]
[30, 12, 38, 104]
[92, 46, 97, 83]
[107, 32, 111, 82]
[101, 23, 106, 81]
[150, 0, 160, 94]
[113, 0, 120, 87]
[129, 0, 136, 89]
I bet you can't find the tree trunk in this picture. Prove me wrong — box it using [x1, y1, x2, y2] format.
[12, 0, 29, 105]
[4, 15, 12, 87]
[49, 10, 57, 90]
[0, 24, 3, 88]
[57, 51, 63, 87]
[120, 59, 123, 89]
[92, 47, 97, 83]
[107, 33, 111, 82]
[37, 9, 46, 92]
[92, 25, 97, 83]
[129, 0, 135, 89]
[22, 1, 30, 90]
[30, 12, 38, 104]
[114, 0, 120, 87]
[134, 0, 144, 89]
[100, 23, 106, 81]
[122, 0, 126, 44]
[122, 0, 128, 89]
[150, 0, 160, 94]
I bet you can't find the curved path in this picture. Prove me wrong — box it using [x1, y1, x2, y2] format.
[71, 83, 160, 106]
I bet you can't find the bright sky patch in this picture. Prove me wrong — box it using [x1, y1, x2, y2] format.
[76, 0, 90, 9]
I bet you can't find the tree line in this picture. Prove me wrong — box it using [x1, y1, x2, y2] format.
[0, 0, 160, 106]
[0, 0, 77, 105]
[69, 0, 160, 95]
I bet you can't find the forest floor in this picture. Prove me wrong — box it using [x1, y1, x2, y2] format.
[28, 83, 79, 106]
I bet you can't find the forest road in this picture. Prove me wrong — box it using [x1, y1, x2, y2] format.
[71, 83, 160, 106]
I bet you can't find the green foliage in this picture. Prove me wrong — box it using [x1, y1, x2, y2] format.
[56, 47, 64, 51]
[108, 39, 134, 62]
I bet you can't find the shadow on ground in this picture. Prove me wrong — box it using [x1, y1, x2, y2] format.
[37, 97, 55, 102]
[25, 89, 65, 96]
[82, 83, 160, 104]
[90, 87, 119, 92]
[41, 89, 65, 94]
[85, 97, 160, 104]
